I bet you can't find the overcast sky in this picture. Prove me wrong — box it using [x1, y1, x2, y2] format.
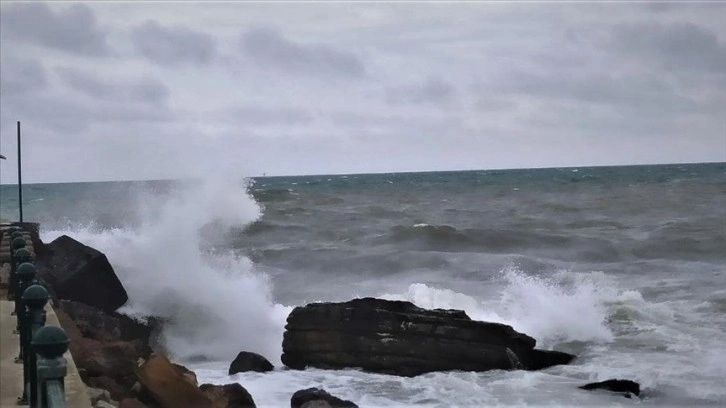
[0, 1, 724, 183]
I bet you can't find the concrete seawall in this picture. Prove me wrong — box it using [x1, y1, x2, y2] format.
[0, 224, 92, 407]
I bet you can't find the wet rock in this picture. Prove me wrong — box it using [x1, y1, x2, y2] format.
[172, 362, 198, 387]
[199, 383, 256, 408]
[291, 388, 358, 408]
[88, 387, 111, 405]
[35, 235, 127, 312]
[228, 351, 274, 374]
[86, 375, 133, 402]
[282, 297, 574, 376]
[119, 399, 148, 408]
[579, 379, 640, 397]
[58, 300, 157, 345]
[136, 353, 215, 408]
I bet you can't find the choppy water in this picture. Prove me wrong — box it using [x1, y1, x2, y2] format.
[1, 162, 725, 407]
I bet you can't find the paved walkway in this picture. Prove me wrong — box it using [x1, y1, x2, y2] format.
[0, 225, 91, 407]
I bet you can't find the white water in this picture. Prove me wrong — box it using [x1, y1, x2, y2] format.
[43, 178, 291, 364]
[40, 179, 726, 407]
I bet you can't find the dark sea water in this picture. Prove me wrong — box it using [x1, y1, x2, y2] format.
[2, 163, 725, 407]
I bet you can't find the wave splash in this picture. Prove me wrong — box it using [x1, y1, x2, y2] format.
[43, 178, 290, 364]
[383, 267, 617, 348]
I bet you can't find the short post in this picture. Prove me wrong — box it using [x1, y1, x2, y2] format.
[8, 234, 26, 301]
[21, 285, 48, 406]
[32, 326, 69, 408]
[15, 263, 38, 361]
[12, 247, 32, 318]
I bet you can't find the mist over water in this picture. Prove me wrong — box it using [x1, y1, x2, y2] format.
[4, 162, 725, 406]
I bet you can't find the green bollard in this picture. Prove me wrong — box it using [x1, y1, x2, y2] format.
[12, 248, 32, 316]
[15, 263, 37, 361]
[8, 236, 26, 301]
[33, 326, 69, 408]
[21, 285, 48, 406]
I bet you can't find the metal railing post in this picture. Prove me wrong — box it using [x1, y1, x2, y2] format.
[13, 250, 33, 327]
[33, 326, 69, 408]
[21, 285, 48, 406]
[15, 263, 37, 362]
[8, 233, 26, 302]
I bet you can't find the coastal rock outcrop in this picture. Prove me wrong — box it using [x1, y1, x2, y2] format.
[579, 379, 640, 398]
[55, 300, 155, 401]
[229, 351, 274, 374]
[291, 388, 358, 408]
[281, 297, 575, 376]
[35, 235, 128, 312]
[136, 353, 216, 408]
[199, 383, 257, 408]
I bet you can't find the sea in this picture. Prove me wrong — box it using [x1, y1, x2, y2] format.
[1, 162, 725, 407]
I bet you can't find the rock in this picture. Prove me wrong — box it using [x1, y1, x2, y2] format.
[579, 379, 640, 397]
[88, 387, 112, 404]
[518, 349, 576, 370]
[35, 235, 128, 312]
[228, 351, 274, 374]
[86, 376, 134, 402]
[136, 353, 215, 408]
[199, 383, 256, 408]
[58, 300, 157, 345]
[172, 363, 198, 387]
[119, 398, 148, 408]
[94, 401, 116, 408]
[291, 388, 358, 408]
[281, 297, 574, 376]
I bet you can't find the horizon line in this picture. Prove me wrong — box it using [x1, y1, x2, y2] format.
[0, 159, 724, 186]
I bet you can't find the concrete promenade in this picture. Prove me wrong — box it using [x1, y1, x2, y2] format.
[0, 225, 91, 407]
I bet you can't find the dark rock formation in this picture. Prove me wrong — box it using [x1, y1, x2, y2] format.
[58, 300, 156, 344]
[200, 383, 256, 408]
[55, 301, 154, 401]
[119, 398, 149, 408]
[281, 298, 575, 376]
[579, 379, 640, 397]
[291, 388, 358, 408]
[229, 351, 274, 375]
[35, 235, 127, 312]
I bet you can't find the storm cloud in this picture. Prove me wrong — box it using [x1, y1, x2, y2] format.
[0, 3, 109, 56]
[240, 27, 366, 78]
[0, 2, 723, 183]
[131, 20, 218, 66]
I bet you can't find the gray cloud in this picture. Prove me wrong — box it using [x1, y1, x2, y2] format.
[224, 106, 313, 126]
[492, 70, 702, 117]
[131, 20, 217, 65]
[612, 22, 726, 74]
[55, 67, 169, 104]
[0, 58, 48, 96]
[240, 27, 365, 77]
[0, 3, 109, 56]
[386, 76, 457, 106]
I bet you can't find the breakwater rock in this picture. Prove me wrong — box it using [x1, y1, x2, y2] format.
[36, 235, 128, 312]
[281, 297, 574, 377]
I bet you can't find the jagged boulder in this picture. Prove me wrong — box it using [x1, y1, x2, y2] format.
[35, 235, 127, 312]
[580, 379, 640, 397]
[281, 298, 574, 377]
[291, 388, 357, 408]
[136, 353, 215, 408]
[58, 300, 156, 344]
[228, 351, 274, 375]
[199, 383, 256, 408]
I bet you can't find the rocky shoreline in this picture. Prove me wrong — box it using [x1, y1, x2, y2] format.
[28, 233, 637, 407]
